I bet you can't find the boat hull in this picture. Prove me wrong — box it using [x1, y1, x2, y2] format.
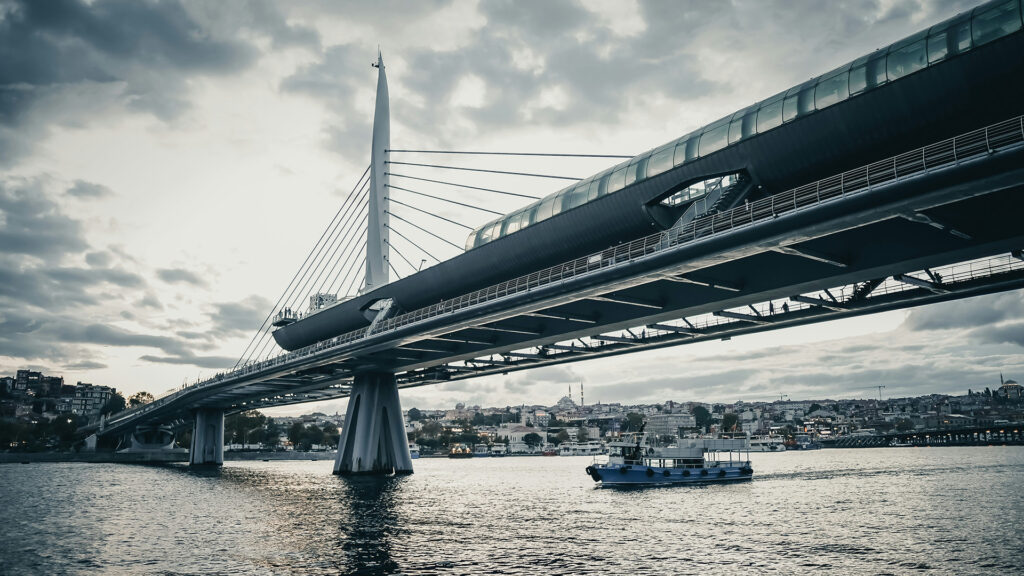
[589, 463, 753, 487]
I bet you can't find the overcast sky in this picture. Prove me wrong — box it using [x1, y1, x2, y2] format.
[1, 0, 1021, 414]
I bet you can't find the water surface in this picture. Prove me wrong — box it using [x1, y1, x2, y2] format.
[1, 447, 1022, 575]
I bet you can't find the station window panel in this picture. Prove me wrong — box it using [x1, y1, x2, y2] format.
[536, 195, 557, 222]
[525, 202, 540, 225]
[465, 233, 477, 250]
[672, 139, 689, 167]
[567, 182, 590, 209]
[698, 124, 729, 156]
[887, 40, 927, 80]
[849, 65, 868, 94]
[815, 70, 849, 109]
[973, 0, 1022, 46]
[797, 85, 816, 116]
[756, 97, 784, 132]
[607, 165, 628, 194]
[502, 214, 520, 236]
[586, 177, 602, 201]
[927, 30, 950, 62]
[552, 189, 573, 215]
[866, 54, 888, 88]
[684, 137, 700, 162]
[782, 94, 799, 123]
[647, 146, 674, 177]
[951, 17, 973, 53]
[596, 173, 610, 197]
[625, 155, 649, 187]
[741, 110, 757, 138]
[728, 117, 744, 145]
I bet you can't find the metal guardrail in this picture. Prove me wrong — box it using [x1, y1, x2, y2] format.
[104, 115, 1024, 429]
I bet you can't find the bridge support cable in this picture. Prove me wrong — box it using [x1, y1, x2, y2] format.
[386, 173, 541, 200]
[385, 161, 582, 181]
[343, 257, 366, 297]
[241, 183, 369, 364]
[386, 258, 403, 280]
[388, 198, 474, 230]
[250, 204, 370, 362]
[385, 184, 503, 216]
[246, 186, 370, 364]
[323, 228, 369, 297]
[234, 166, 370, 369]
[313, 213, 369, 297]
[386, 224, 441, 264]
[385, 240, 418, 273]
[387, 149, 633, 159]
[385, 211, 464, 251]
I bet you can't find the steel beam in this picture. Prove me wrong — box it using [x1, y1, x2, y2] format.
[775, 245, 848, 267]
[893, 273, 949, 294]
[646, 323, 699, 336]
[789, 294, 849, 311]
[714, 310, 773, 325]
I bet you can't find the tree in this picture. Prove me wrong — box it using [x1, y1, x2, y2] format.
[624, 412, 644, 431]
[895, 418, 914, 432]
[808, 403, 822, 414]
[691, 405, 712, 430]
[128, 391, 155, 408]
[553, 430, 570, 446]
[523, 432, 543, 448]
[407, 407, 422, 421]
[721, 413, 739, 432]
[577, 427, 589, 442]
[288, 422, 305, 447]
[101, 393, 126, 416]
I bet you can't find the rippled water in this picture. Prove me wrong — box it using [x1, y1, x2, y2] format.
[1, 447, 1022, 575]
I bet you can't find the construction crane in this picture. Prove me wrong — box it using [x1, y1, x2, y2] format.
[860, 385, 886, 401]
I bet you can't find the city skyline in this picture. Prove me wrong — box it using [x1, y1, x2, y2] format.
[2, 0, 1022, 414]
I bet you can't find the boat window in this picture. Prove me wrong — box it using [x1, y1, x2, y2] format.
[973, 0, 1022, 45]
[647, 144, 675, 177]
[756, 95, 784, 132]
[815, 67, 849, 109]
[606, 165, 628, 194]
[698, 119, 730, 156]
[887, 38, 927, 80]
[865, 53, 888, 88]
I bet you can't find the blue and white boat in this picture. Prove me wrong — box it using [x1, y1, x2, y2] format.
[586, 432, 753, 487]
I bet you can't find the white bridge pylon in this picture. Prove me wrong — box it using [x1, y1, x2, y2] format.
[334, 52, 413, 475]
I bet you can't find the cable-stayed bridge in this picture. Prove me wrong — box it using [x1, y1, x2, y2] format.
[92, 0, 1024, 475]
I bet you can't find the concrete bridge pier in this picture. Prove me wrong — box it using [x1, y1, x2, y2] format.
[334, 372, 412, 475]
[190, 408, 224, 466]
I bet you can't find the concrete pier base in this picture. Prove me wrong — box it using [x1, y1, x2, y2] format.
[190, 408, 224, 466]
[334, 372, 412, 475]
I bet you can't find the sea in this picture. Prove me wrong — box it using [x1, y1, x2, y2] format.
[1, 447, 1022, 575]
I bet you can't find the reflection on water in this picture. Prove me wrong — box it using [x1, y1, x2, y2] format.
[1, 447, 1023, 575]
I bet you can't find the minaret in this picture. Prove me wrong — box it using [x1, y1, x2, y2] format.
[364, 51, 390, 292]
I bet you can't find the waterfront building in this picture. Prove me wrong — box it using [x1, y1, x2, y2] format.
[71, 383, 114, 417]
[648, 412, 697, 437]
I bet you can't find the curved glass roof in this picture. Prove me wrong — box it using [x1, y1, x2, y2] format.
[466, 0, 1022, 251]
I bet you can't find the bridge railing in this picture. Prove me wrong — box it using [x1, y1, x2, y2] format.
[104, 115, 1024, 429]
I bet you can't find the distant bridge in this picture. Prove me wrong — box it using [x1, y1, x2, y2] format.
[90, 0, 1024, 475]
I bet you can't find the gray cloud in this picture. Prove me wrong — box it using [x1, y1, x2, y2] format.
[0, 0, 318, 167]
[157, 267, 208, 287]
[66, 180, 113, 199]
[138, 353, 235, 370]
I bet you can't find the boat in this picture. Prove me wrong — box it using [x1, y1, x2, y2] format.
[409, 443, 420, 459]
[749, 435, 785, 452]
[473, 444, 492, 457]
[490, 443, 507, 457]
[559, 441, 605, 456]
[792, 434, 822, 450]
[586, 431, 753, 487]
[448, 443, 473, 459]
